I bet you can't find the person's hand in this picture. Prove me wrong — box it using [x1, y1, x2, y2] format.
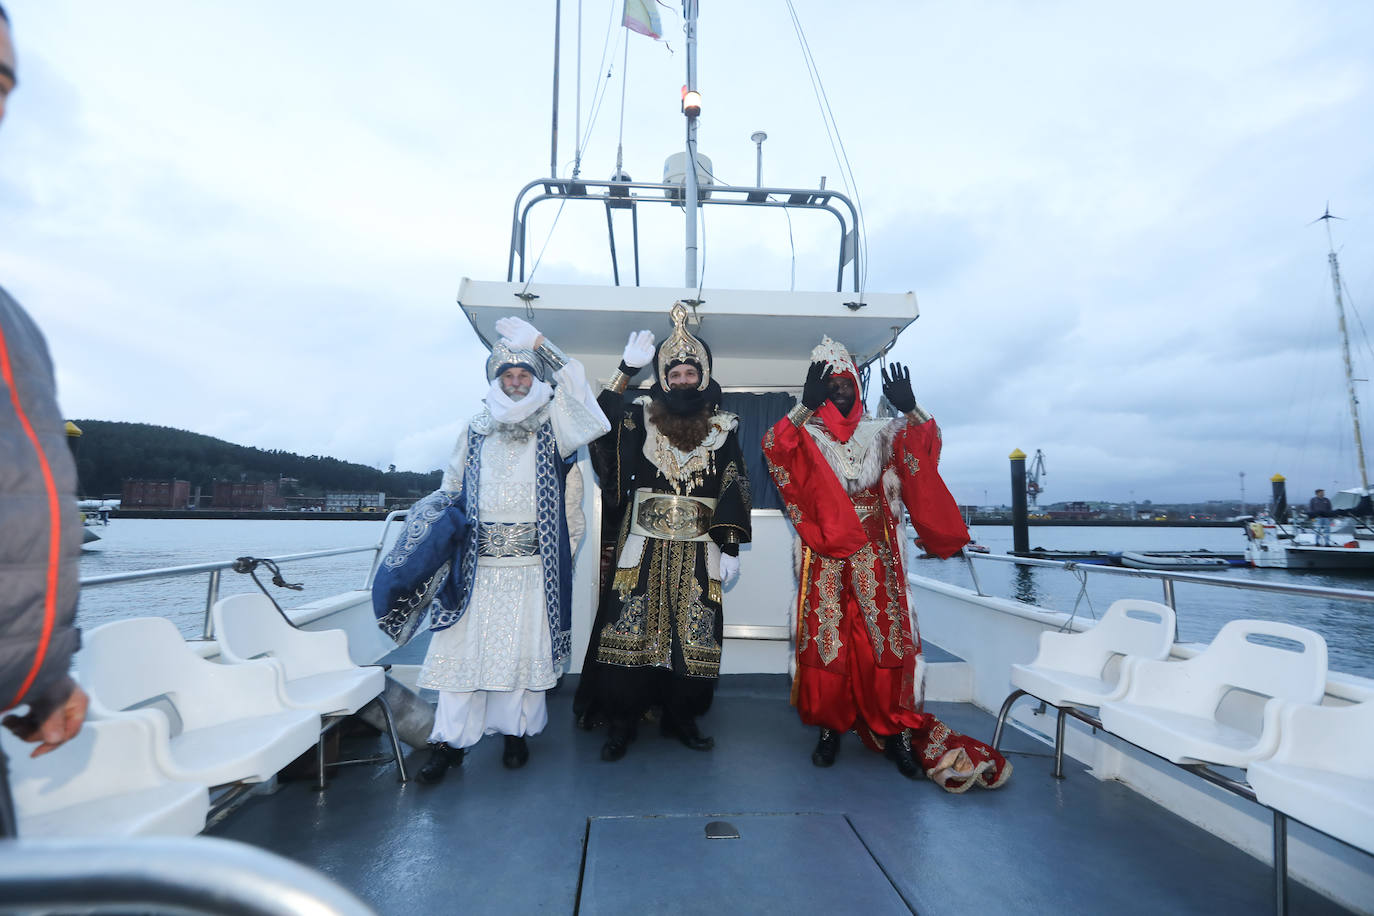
[801, 362, 833, 410]
[621, 330, 656, 371]
[495, 316, 543, 351]
[2, 681, 89, 758]
[720, 554, 740, 586]
[881, 361, 917, 413]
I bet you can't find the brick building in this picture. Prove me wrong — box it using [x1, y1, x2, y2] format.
[212, 480, 285, 510]
[122, 479, 191, 509]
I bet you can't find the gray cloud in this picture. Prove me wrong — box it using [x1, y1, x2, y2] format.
[2, 0, 1372, 508]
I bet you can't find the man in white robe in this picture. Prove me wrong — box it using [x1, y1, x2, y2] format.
[415, 317, 609, 782]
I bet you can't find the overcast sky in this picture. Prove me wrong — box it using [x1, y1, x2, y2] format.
[2, 1, 1371, 507]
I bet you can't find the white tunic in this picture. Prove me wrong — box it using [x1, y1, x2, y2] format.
[418, 356, 605, 746]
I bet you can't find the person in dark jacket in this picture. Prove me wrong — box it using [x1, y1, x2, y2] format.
[1309, 488, 1334, 546]
[0, 4, 88, 837]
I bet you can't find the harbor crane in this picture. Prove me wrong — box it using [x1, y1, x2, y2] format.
[1026, 449, 1047, 506]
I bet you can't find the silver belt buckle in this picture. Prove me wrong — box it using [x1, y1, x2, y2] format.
[635, 494, 713, 540]
[477, 521, 538, 557]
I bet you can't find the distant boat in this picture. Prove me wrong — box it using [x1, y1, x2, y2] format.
[1243, 211, 1374, 571]
[1118, 551, 1229, 571]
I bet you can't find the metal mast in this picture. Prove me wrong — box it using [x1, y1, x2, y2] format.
[683, 0, 700, 288]
[1318, 206, 1369, 491]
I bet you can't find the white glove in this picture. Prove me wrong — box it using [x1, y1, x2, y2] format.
[621, 330, 656, 369]
[720, 553, 740, 587]
[496, 316, 542, 351]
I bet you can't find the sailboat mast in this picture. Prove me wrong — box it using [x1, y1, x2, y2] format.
[1329, 238, 1370, 491]
[683, 0, 700, 288]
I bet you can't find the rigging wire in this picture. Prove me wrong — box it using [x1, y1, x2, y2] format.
[522, 3, 620, 295]
[784, 0, 868, 297]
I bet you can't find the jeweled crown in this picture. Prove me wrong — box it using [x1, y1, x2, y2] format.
[657, 302, 711, 390]
[810, 335, 857, 378]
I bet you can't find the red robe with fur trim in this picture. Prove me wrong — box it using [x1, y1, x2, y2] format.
[763, 409, 1010, 791]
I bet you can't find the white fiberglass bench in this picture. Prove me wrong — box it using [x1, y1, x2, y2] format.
[991, 599, 1176, 777]
[1, 717, 208, 838]
[211, 593, 407, 788]
[77, 617, 321, 787]
[1247, 698, 1374, 855]
[1099, 619, 1327, 767]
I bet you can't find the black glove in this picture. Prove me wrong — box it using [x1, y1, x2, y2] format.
[881, 361, 916, 413]
[801, 362, 833, 410]
[618, 360, 642, 378]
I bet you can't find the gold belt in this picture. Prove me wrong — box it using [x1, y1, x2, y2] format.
[630, 490, 717, 542]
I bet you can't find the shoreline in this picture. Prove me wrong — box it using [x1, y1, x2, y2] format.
[107, 510, 1241, 527]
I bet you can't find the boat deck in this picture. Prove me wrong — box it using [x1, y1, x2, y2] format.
[209, 666, 1353, 914]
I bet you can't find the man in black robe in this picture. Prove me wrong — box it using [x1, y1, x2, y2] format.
[577, 303, 752, 761]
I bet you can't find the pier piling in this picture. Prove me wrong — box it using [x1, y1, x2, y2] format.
[1271, 474, 1288, 523]
[1010, 449, 1029, 554]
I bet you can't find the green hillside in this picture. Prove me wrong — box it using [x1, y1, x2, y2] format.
[68, 420, 441, 500]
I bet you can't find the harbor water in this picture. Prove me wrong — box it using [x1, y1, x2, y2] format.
[914, 524, 1374, 678]
[79, 519, 1374, 679]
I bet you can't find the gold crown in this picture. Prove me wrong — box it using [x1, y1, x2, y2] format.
[486, 340, 546, 383]
[810, 335, 857, 377]
[657, 302, 711, 390]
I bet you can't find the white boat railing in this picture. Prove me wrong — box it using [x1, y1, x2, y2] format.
[78, 510, 411, 639]
[962, 550, 1374, 643]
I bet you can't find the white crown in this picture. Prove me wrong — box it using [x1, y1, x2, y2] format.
[810, 335, 856, 377]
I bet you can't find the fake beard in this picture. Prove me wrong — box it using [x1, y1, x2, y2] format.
[647, 398, 713, 451]
[648, 377, 723, 418]
[487, 378, 553, 425]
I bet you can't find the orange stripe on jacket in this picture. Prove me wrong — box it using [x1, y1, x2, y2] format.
[0, 322, 62, 709]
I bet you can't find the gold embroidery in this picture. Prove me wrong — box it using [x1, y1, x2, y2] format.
[852, 543, 884, 657]
[765, 456, 791, 488]
[814, 556, 844, 666]
[612, 566, 639, 599]
[876, 540, 905, 659]
[763, 427, 776, 449]
[719, 460, 752, 507]
[903, 451, 920, 476]
[596, 539, 721, 677]
[786, 504, 803, 525]
[625, 416, 637, 431]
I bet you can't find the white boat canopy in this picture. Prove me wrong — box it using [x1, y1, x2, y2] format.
[458, 279, 918, 389]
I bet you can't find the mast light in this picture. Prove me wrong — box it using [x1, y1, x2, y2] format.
[681, 86, 702, 118]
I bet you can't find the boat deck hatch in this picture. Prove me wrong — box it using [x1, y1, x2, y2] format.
[577, 813, 911, 914]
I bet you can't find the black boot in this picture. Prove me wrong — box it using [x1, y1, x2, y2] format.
[661, 715, 714, 751]
[502, 735, 530, 769]
[884, 729, 922, 780]
[600, 722, 635, 762]
[417, 742, 464, 784]
[811, 728, 841, 767]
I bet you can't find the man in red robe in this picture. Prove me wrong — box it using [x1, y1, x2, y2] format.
[763, 337, 1010, 791]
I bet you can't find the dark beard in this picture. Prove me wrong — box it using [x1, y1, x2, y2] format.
[647, 400, 713, 451]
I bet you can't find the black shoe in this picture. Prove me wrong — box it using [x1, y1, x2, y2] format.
[502, 735, 530, 769]
[601, 733, 630, 762]
[884, 729, 922, 780]
[417, 742, 464, 784]
[661, 716, 714, 751]
[811, 728, 841, 767]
